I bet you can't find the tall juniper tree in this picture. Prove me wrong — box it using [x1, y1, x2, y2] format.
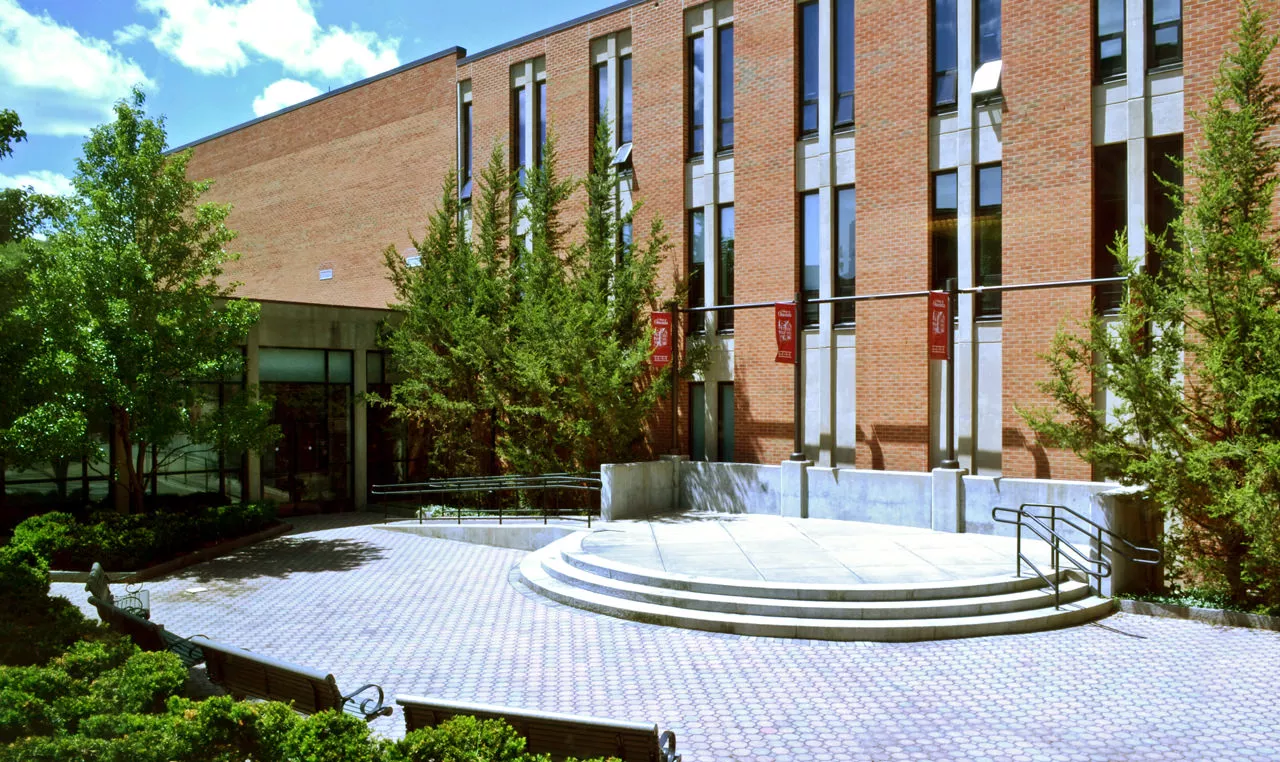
[1022, 0, 1280, 607]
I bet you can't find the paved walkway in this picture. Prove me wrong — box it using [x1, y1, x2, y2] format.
[53, 513, 1280, 761]
[583, 513, 1062, 583]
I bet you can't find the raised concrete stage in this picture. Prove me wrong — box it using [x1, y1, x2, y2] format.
[519, 513, 1115, 641]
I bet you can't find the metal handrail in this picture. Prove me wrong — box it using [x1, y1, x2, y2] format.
[992, 503, 1162, 610]
[372, 472, 603, 527]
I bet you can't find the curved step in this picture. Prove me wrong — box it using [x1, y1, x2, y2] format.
[541, 553, 1093, 620]
[521, 552, 1116, 642]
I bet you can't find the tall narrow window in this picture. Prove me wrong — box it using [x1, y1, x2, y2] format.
[717, 383, 735, 462]
[690, 383, 706, 461]
[595, 61, 609, 135]
[976, 0, 1001, 65]
[834, 0, 855, 128]
[933, 0, 958, 109]
[931, 171, 958, 291]
[836, 187, 856, 324]
[690, 35, 705, 156]
[619, 55, 633, 144]
[801, 192, 820, 326]
[717, 26, 734, 151]
[1147, 136, 1183, 277]
[974, 164, 1002, 317]
[689, 210, 706, 333]
[718, 205, 735, 332]
[800, 2, 819, 135]
[536, 81, 547, 167]
[1148, 0, 1182, 70]
[1096, 0, 1126, 80]
[460, 101, 473, 199]
[1093, 143, 1127, 312]
[514, 86, 528, 183]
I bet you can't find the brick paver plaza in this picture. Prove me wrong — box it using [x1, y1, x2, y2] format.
[53, 514, 1280, 761]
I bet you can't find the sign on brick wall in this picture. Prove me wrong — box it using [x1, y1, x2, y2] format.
[651, 312, 672, 367]
[928, 292, 950, 361]
[775, 302, 797, 364]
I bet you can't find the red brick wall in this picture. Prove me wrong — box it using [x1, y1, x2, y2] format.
[186, 51, 463, 310]
[999, 0, 1094, 480]
[731, 0, 799, 464]
[854, 0, 932, 471]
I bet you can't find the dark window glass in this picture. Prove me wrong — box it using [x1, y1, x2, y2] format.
[800, 2, 819, 135]
[1149, 0, 1182, 69]
[537, 81, 547, 166]
[595, 62, 609, 132]
[689, 210, 706, 332]
[514, 86, 528, 183]
[690, 383, 706, 461]
[1147, 136, 1183, 277]
[1097, 0, 1126, 80]
[836, 186, 856, 324]
[718, 205, 735, 332]
[834, 0, 855, 127]
[717, 383, 735, 462]
[975, 164, 1002, 317]
[620, 55, 633, 144]
[931, 170, 958, 291]
[1094, 143, 1127, 312]
[933, 0, 958, 109]
[690, 35, 705, 156]
[802, 192, 820, 326]
[718, 26, 734, 151]
[461, 101, 473, 199]
[976, 0, 1001, 65]
[619, 219, 633, 264]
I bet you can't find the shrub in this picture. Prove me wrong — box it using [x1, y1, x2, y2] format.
[0, 542, 99, 666]
[286, 710, 388, 762]
[90, 651, 187, 715]
[395, 715, 548, 762]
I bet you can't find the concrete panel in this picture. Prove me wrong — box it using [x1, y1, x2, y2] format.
[833, 131, 856, 186]
[796, 137, 823, 192]
[380, 522, 577, 551]
[1092, 81, 1129, 145]
[602, 460, 678, 520]
[717, 154, 735, 204]
[975, 107, 1002, 163]
[680, 461, 781, 514]
[834, 329, 856, 467]
[961, 474, 1114, 539]
[974, 323, 1002, 475]
[931, 114, 960, 171]
[1149, 89, 1184, 137]
[806, 468, 933, 528]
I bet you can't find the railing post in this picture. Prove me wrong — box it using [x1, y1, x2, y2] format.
[1015, 513, 1022, 578]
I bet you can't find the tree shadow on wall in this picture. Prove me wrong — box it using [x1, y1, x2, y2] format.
[855, 424, 931, 471]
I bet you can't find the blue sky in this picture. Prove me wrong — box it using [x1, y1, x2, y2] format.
[0, 0, 609, 195]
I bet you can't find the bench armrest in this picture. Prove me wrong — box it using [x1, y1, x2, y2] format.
[159, 630, 206, 668]
[659, 730, 681, 762]
[342, 684, 393, 721]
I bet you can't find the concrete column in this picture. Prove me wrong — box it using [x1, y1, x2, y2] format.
[780, 459, 810, 519]
[353, 348, 368, 510]
[660, 454, 688, 513]
[245, 327, 261, 502]
[930, 467, 966, 532]
[1094, 486, 1162, 596]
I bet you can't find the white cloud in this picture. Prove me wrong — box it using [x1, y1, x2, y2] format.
[113, 23, 148, 46]
[0, 170, 74, 196]
[0, 0, 155, 137]
[252, 78, 321, 117]
[138, 0, 399, 81]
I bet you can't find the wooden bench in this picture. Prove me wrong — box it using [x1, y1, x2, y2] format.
[396, 695, 679, 762]
[192, 636, 392, 722]
[85, 594, 206, 667]
[85, 562, 150, 619]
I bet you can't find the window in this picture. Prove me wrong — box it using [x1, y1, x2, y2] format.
[974, 164, 1002, 317]
[1093, 143, 1127, 312]
[717, 383, 735, 462]
[513, 86, 528, 182]
[690, 383, 706, 461]
[801, 192, 820, 326]
[1096, 0, 1125, 81]
[690, 35, 705, 156]
[976, 0, 1001, 65]
[931, 171, 958, 291]
[834, 0, 855, 128]
[689, 210, 706, 332]
[595, 61, 609, 134]
[717, 26, 734, 151]
[836, 187, 856, 324]
[1148, 0, 1182, 70]
[460, 100, 473, 199]
[800, 2, 819, 135]
[718, 205, 735, 332]
[1147, 136, 1183, 277]
[619, 55, 633, 144]
[537, 81, 547, 167]
[933, 0, 958, 109]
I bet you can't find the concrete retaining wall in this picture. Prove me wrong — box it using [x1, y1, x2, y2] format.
[601, 458, 681, 521]
[806, 467, 933, 527]
[680, 461, 781, 515]
[962, 475, 1115, 540]
[378, 522, 579, 551]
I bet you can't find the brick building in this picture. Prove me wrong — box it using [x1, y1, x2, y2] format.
[150, 0, 1252, 509]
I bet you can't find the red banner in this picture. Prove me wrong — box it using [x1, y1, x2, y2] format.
[650, 312, 672, 367]
[928, 292, 950, 360]
[775, 303, 797, 364]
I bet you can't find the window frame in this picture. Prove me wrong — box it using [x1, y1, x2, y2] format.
[835, 185, 857, 325]
[1147, 0, 1183, 71]
[974, 163, 1003, 318]
[833, 0, 856, 129]
[717, 25, 734, 152]
[930, 170, 959, 292]
[932, 0, 959, 111]
[689, 34, 706, 158]
[1093, 142, 1127, 314]
[975, 0, 1002, 66]
[1095, 0, 1126, 82]
[799, 1, 820, 137]
[717, 204, 735, 333]
[460, 99, 473, 200]
[688, 209, 707, 333]
[619, 54, 633, 145]
[800, 191, 821, 327]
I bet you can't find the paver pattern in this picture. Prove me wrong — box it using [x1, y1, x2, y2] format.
[53, 514, 1280, 761]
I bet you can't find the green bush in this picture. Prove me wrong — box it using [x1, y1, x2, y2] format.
[287, 710, 389, 762]
[90, 651, 187, 715]
[395, 715, 547, 762]
[0, 542, 99, 666]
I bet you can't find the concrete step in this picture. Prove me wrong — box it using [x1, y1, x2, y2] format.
[520, 551, 1116, 642]
[541, 553, 1094, 620]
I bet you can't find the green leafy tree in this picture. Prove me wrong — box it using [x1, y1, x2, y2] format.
[14, 91, 277, 512]
[1021, 1, 1280, 608]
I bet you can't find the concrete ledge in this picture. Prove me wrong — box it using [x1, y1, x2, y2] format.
[379, 522, 583, 551]
[49, 522, 293, 584]
[1118, 599, 1280, 632]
